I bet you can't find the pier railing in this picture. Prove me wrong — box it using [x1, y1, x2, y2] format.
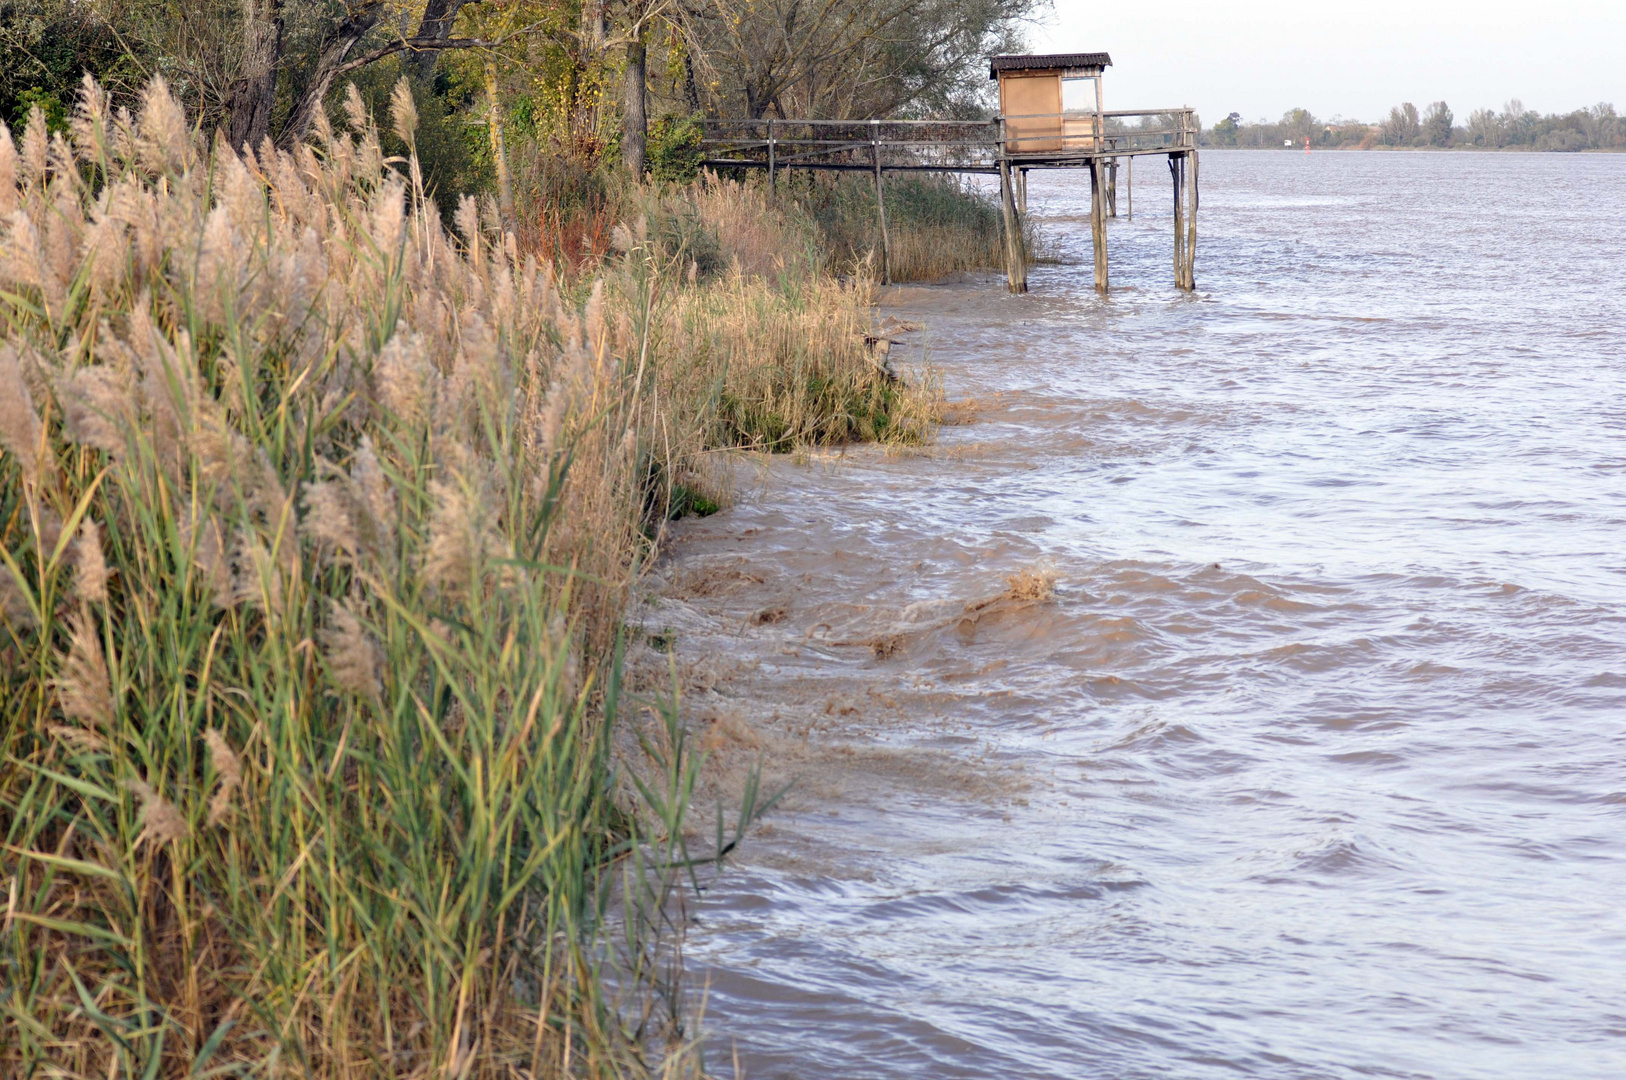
[697, 109, 1197, 174]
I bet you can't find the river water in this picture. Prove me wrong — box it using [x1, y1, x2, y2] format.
[651, 150, 1626, 1079]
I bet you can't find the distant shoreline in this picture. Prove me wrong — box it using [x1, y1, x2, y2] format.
[1197, 145, 1626, 154]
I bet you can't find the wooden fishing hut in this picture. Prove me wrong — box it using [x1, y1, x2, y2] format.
[697, 51, 1199, 295]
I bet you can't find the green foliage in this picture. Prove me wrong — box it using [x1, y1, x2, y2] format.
[14, 86, 67, 133]
[647, 114, 704, 184]
[344, 60, 490, 207]
[0, 0, 133, 126]
[668, 483, 721, 519]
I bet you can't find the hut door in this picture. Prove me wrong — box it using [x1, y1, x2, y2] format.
[1001, 73, 1062, 153]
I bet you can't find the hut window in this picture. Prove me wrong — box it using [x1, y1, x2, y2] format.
[1062, 77, 1097, 115]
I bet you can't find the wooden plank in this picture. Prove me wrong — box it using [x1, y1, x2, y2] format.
[1127, 154, 1133, 220]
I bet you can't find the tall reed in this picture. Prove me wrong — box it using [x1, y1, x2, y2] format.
[0, 76, 939, 1078]
[0, 75, 703, 1079]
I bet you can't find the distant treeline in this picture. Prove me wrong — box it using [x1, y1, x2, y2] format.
[1206, 101, 1625, 151]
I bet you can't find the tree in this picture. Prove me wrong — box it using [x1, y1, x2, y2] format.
[1211, 111, 1240, 146]
[1422, 100, 1452, 146]
[1382, 101, 1420, 145]
[679, 0, 1037, 121]
[1279, 106, 1317, 143]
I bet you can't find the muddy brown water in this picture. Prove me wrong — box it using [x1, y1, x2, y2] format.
[645, 151, 1626, 1079]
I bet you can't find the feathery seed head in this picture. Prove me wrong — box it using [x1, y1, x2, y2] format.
[390, 78, 418, 151]
[203, 729, 241, 826]
[321, 598, 383, 699]
[75, 520, 110, 603]
[352, 436, 396, 538]
[423, 479, 477, 593]
[1, 564, 36, 629]
[136, 77, 190, 175]
[0, 345, 45, 483]
[455, 193, 480, 253]
[20, 108, 48, 185]
[55, 608, 114, 731]
[0, 123, 16, 214]
[371, 175, 406, 258]
[124, 778, 188, 846]
[343, 83, 369, 133]
[70, 74, 109, 163]
[584, 280, 606, 355]
[373, 331, 432, 426]
[300, 473, 362, 563]
[56, 363, 132, 455]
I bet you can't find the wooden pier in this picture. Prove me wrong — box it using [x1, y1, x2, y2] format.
[698, 52, 1198, 295]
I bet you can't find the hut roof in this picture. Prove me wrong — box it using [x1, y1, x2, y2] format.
[988, 53, 1112, 78]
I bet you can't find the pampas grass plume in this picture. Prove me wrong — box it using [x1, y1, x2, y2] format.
[390, 78, 418, 151]
[124, 779, 188, 846]
[204, 729, 242, 826]
[0, 345, 43, 482]
[54, 608, 114, 731]
[75, 521, 109, 603]
[322, 599, 382, 699]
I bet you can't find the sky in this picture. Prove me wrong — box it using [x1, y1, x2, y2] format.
[1028, 0, 1625, 124]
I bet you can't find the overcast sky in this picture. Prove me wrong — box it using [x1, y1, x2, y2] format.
[1028, 0, 1624, 123]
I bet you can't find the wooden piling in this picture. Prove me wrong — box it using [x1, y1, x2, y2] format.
[998, 154, 1027, 294]
[1106, 158, 1118, 218]
[1184, 150, 1198, 289]
[1018, 167, 1028, 214]
[871, 120, 891, 286]
[1126, 154, 1132, 220]
[1169, 152, 1186, 289]
[1089, 157, 1108, 293]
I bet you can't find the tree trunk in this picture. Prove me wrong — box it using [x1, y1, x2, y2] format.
[485, 60, 515, 229]
[225, 0, 284, 152]
[275, 0, 384, 150]
[683, 52, 700, 114]
[623, 38, 647, 177]
[406, 0, 468, 81]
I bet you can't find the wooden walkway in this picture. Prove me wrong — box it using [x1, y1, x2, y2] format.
[699, 109, 1200, 293]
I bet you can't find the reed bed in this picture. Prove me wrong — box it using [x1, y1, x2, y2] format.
[796, 172, 1018, 283]
[0, 76, 928, 1078]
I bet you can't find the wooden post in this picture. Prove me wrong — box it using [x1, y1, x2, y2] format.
[1126, 154, 1132, 220]
[871, 119, 890, 286]
[768, 118, 776, 199]
[1106, 158, 1118, 217]
[1017, 167, 1027, 214]
[1184, 150, 1198, 290]
[1095, 74, 1105, 155]
[997, 152, 1027, 294]
[1089, 157, 1108, 293]
[1169, 152, 1185, 289]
